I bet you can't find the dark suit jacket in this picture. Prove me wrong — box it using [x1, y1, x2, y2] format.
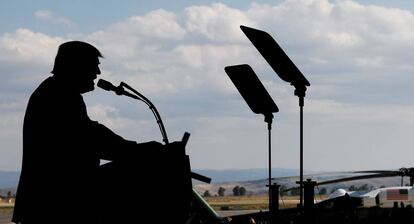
[13, 76, 141, 223]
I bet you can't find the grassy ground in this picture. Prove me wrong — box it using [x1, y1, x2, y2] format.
[0, 204, 13, 224]
[204, 195, 296, 210]
[0, 195, 329, 212]
[0, 205, 13, 215]
[204, 195, 328, 211]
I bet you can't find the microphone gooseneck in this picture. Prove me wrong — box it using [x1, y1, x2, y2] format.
[97, 79, 169, 144]
[120, 81, 169, 144]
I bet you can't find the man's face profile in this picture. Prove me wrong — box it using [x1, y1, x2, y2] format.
[52, 41, 103, 94]
[76, 57, 101, 93]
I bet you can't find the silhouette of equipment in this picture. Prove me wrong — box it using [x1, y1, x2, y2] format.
[315, 167, 414, 187]
[241, 25, 311, 208]
[282, 167, 414, 198]
[224, 64, 279, 218]
[353, 167, 414, 186]
[239, 26, 310, 89]
[224, 65, 279, 122]
[97, 79, 213, 223]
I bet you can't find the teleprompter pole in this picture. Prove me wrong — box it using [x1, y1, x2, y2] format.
[225, 64, 279, 223]
[265, 114, 273, 215]
[295, 87, 306, 208]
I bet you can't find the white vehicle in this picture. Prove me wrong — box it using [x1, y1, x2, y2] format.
[314, 168, 414, 209]
[326, 186, 414, 208]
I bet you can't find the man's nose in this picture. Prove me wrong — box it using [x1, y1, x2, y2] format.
[97, 67, 101, 75]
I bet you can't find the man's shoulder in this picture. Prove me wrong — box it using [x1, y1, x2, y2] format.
[29, 76, 82, 107]
[31, 76, 55, 94]
[26, 76, 88, 119]
[33, 76, 77, 97]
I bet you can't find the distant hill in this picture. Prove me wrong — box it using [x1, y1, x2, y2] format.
[0, 168, 302, 189]
[193, 173, 408, 196]
[193, 168, 310, 183]
[4, 168, 407, 197]
[0, 168, 312, 187]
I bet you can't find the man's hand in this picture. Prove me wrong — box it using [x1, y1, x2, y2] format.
[163, 141, 186, 155]
[139, 141, 164, 151]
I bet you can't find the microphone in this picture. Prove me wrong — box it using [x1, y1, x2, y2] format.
[97, 79, 140, 100]
[97, 79, 117, 91]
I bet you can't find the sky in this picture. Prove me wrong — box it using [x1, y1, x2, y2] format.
[1, 0, 414, 173]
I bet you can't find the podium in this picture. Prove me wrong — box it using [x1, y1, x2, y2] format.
[97, 138, 192, 223]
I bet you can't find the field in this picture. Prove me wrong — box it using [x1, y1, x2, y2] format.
[203, 195, 328, 211]
[0, 202, 13, 213]
[0, 195, 331, 223]
[0, 203, 13, 224]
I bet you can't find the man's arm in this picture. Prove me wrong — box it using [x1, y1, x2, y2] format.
[88, 121, 163, 161]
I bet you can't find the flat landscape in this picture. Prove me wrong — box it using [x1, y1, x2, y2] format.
[0, 195, 320, 223]
[0, 205, 13, 224]
[0, 169, 404, 223]
[204, 195, 328, 211]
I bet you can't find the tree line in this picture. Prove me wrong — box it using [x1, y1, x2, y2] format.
[202, 185, 247, 197]
[202, 183, 376, 197]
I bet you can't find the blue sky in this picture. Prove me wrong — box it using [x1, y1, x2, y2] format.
[1, 0, 413, 34]
[1, 0, 414, 173]
[0, 0, 275, 34]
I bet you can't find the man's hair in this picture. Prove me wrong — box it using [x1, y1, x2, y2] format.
[51, 41, 103, 75]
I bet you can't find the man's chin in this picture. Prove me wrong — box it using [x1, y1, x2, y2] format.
[80, 85, 95, 94]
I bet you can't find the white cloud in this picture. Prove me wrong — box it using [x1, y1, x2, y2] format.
[34, 10, 53, 19]
[184, 3, 256, 42]
[34, 10, 74, 27]
[307, 99, 414, 125]
[243, 0, 414, 78]
[0, 28, 65, 97]
[88, 9, 186, 50]
[79, 0, 414, 100]
[0, 28, 64, 65]
[87, 14, 256, 95]
[88, 104, 136, 131]
[127, 9, 186, 40]
[188, 115, 269, 169]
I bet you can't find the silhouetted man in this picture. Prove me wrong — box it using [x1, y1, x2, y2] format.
[13, 41, 163, 223]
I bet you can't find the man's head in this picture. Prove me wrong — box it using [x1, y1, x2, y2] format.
[52, 41, 103, 93]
